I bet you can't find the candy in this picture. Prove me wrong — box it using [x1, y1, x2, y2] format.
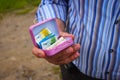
[46, 37, 66, 50]
[35, 28, 67, 50]
[39, 33, 57, 49]
[35, 34, 42, 44]
[40, 28, 51, 39]
[35, 28, 51, 46]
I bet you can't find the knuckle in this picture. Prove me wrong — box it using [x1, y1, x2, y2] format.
[73, 44, 80, 51]
[71, 54, 78, 60]
[65, 47, 74, 54]
[64, 59, 69, 64]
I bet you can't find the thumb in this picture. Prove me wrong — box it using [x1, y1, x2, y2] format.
[32, 46, 46, 58]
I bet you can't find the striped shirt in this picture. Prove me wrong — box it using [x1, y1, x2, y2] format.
[36, 0, 120, 80]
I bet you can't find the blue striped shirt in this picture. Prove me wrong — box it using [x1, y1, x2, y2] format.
[36, 0, 120, 80]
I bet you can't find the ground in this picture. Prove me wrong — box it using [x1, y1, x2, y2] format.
[0, 10, 61, 80]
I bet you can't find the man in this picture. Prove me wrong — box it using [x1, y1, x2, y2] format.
[32, 0, 120, 80]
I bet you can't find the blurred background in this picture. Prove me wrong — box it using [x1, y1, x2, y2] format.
[0, 0, 61, 80]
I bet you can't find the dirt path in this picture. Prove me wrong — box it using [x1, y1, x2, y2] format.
[0, 11, 61, 80]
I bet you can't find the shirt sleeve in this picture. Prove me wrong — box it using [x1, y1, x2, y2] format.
[36, 0, 68, 23]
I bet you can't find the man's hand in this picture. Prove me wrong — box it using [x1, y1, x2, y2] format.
[32, 32, 80, 65]
[32, 44, 80, 65]
[32, 18, 80, 65]
[45, 44, 80, 65]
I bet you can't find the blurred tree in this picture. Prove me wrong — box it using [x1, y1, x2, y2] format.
[0, 0, 41, 13]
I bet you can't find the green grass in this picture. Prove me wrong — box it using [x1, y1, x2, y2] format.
[0, 0, 41, 13]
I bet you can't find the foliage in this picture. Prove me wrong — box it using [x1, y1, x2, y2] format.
[0, 0, 41, 13]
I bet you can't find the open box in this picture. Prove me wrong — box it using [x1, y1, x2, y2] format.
[29, 18, 73, 56]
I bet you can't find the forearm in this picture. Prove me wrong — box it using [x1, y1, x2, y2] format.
[36, 0, 68, 23]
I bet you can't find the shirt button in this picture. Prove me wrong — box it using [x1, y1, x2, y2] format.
[115, 19, 120, 24]
[109, 49, 114, 53]
[105, 72, 110, 74]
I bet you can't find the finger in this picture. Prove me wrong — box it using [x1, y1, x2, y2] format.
[45, 46, 74, 64]
[46, 43, 80, 60]
[57, 43, 80, 58]
[54, 44, 80, 62]
[46, 46, 74, 60]
[45, 45, 80, 65]
[54, 47, 75, 61]
[58, 52, 80, 65]
[45, 52, 79, 65]
[72, 44, 80, 51]
[32, 46, 46, 58]
[59, 32, 74, 39]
